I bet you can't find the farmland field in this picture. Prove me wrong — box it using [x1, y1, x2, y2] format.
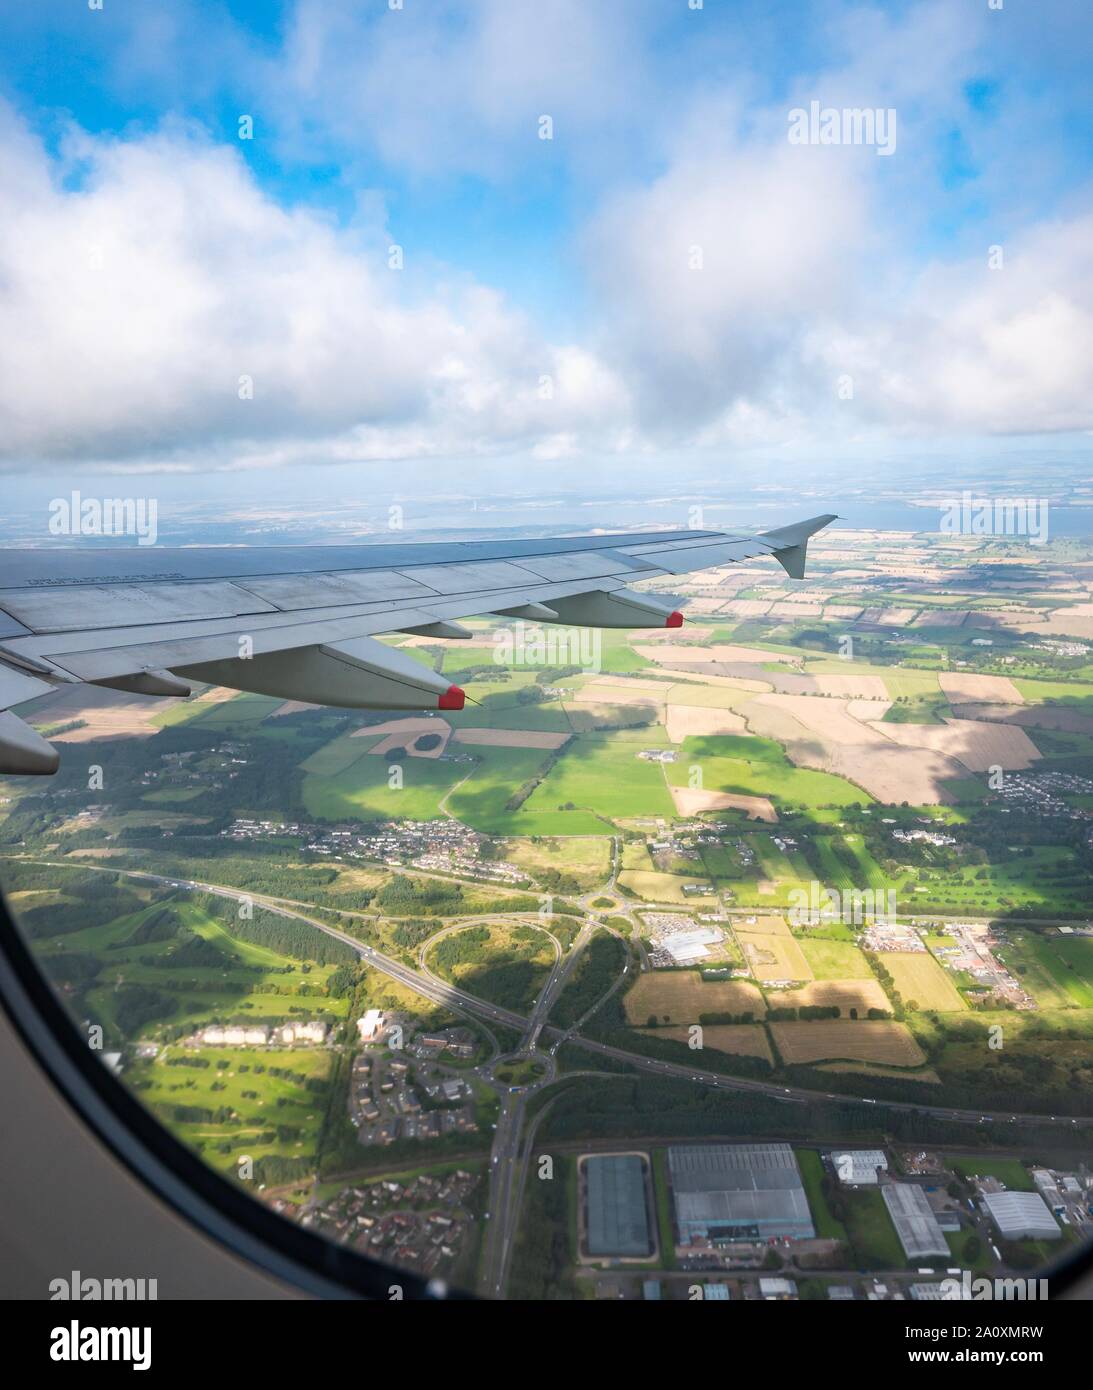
[798, 938, 874, 980]
[880, 952, 967, 1012]
[644, 1024, 773, 1063]
[769, 1020, 927, 1066]
[735, 931, 812, 982]
[764, 979, 891, 1016]
[303, 755, 461, 822]
[622, 971, 767, 1026]
[664, 734, 868, 810]
[521, 732, 675, 822]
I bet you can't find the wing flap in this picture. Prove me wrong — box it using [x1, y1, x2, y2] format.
[0, 517, 836, 773]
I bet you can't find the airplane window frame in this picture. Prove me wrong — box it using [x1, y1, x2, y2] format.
[0, 883, 468, 1302]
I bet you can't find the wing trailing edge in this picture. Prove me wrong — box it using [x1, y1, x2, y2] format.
[0, 514, 836, 773]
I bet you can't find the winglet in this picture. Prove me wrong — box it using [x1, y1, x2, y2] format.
[759, 513, 838, 580]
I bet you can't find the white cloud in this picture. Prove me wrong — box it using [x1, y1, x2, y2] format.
[579, 2, 1093, 443]
[1, 0, 1090, 481]
[0, 107, 629, 471]
[278, 0, 654, 177]
[817, 216, 1093, 435]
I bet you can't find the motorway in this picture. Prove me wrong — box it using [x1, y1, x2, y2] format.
[14, 858, 1093, 1297]
[27, 858, 1093, 1134]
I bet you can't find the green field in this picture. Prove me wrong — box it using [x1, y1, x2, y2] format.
[303, 754, 462, 822]
[945, 1155, 1034, 1191]
[996, 931, 1093, 1009]
[665, 734, 870, 810]
[798, 938, 874, 980]
[128, 1045, 332, 1175]
[898, 847, 1093, 919]
[36, 898, 347, 1046]
[796, 1148, 848, 1241]
[1014, 678, 1093, 708]
[841, 1188, 907, 1269]
[522, 731, 676, 823]
[446, 746, 556, 834]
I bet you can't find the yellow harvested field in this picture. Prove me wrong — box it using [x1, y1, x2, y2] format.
[644, 1024, 773, 1063]
[769, 601, 823, 618]
[624, 971, 767, 1025]
[28, 688, 167, 741]
[874, 607, 920, 626]
[950, 703, 1093, 735]
[356, 717, 452, 758]
[846, 698, 893, 720]
[939, 673, 1025, 704]
[192, 685, 239, 704]
[1043, 613, 1093, 639]
[453, 728, 568, 749]
[880, 952, 966, 1011]
[872, 717, 1040, 772]
[658, 670, 770, 694]
[812, 673, 889, 699]
[669, 787, 776, 821]
[770, 1020, 926, 1066]
[763, 978, 891, 1015]
[736, 932, 813, 982]
[665, 704, 749, 742]
[582, 675, 675, 694]
[743, 694, 968, 804]
[720, 599, 773, 617]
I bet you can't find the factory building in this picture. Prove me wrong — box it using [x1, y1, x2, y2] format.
[881, 1183, 950, 1261]
[584, 1154, 654, 1258]
[832, 1149, 888, 1186]
[668, 1143, 815, 1245]
[981, 1191, 1061, 1242]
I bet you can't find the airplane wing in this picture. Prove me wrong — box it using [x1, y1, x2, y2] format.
[0, 514, 836, 773]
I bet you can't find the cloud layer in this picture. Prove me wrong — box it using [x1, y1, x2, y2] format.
[0, 1, 1091, 474]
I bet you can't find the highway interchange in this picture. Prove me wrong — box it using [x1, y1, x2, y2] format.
[19, 857, 1093, 1296]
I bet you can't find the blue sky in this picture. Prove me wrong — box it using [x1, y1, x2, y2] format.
[0, 0, 1090, 498]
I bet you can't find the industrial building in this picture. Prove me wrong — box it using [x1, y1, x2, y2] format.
[881, 1182, 950, 1261]
[832, 1149, 888, 1185]
[657, 927, 723, 964]
[584, 1154, 653, 1258]
[668, 1143, 815, 1245]
[911, 1282, 967, 1301]
[981, 1191, 1061, 1242]
[759, 1277, 798, 1299]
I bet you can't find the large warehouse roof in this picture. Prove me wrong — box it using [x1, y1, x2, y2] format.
[585, 1155, 653, 1258]
[669, 1144, 815, 1241]
[881, 1183, 950, 1261]
[982, 1191, 1061, 1242]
